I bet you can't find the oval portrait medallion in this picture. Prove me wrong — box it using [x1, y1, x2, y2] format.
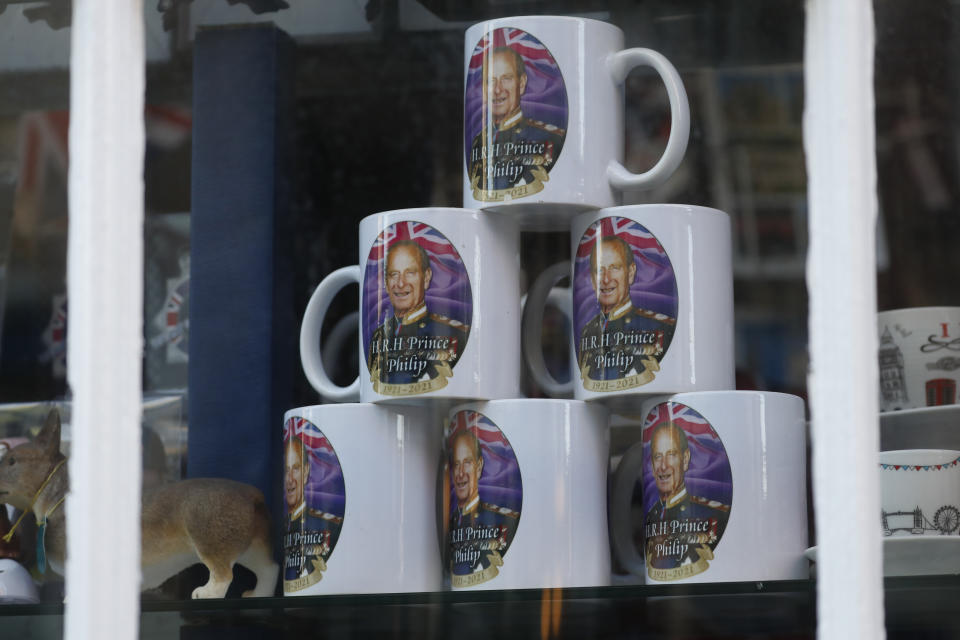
[282, 416, 346, 593]
[573, 216, 679, 392]
[641, 402, 732, 581]
[362, 221, 473, 396]
[465, 27, 568, 202]
[443, 410, 522, 588]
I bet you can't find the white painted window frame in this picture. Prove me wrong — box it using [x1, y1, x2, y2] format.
[60, 0, 882, 638]
[805, 0, 884, 638]
[65, 1, 144, 639]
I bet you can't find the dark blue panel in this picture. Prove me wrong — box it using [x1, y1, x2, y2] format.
[188, 25, 296, 556]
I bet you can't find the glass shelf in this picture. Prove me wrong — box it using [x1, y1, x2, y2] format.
[2, 576, 959, 638]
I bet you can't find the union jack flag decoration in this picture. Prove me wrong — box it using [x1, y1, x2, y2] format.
[642, 402, 719, 441]
[576, 216, 669, 263]
[468, 28, 562, 80]
[447, 410, 512, 452]
[367, 221, 462, 272]
[284, 417, 340, 471]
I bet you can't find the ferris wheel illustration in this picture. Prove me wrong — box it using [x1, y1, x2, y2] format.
[882, 505, 960, 536]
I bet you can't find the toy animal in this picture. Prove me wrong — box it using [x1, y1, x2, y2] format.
[0, 410, 279, 598]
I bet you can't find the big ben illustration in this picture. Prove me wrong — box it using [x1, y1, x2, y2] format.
[879, 326, 908, 411]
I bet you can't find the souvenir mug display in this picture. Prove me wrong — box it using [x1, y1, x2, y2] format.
[463, 15, 690, 228]
[524, 204, 735, 407]
[878, 307, 960, 412]
[300, 207, 521, 404]
[289, 12, 811, 595]
[879, 450, 960, 538]
[610, 391, 808, 583]
[858, 449, 960, 577]
[442, 399, 610, 590]
[281, 404, 441, 595]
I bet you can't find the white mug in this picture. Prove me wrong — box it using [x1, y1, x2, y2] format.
[300, 208, 520, 404]
[880, 450, 960, 538]
[878, 307, 960, 412]
[281, 403, 440, 595]
[442, 399, 610, 590]
[610, 391, 808, 583]
[524, 204, 735, 407]
[463, 16, 690, 229]
[0, 559, 39, 604]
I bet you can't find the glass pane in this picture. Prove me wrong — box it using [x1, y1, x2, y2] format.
[0, 2, 71, 606]
[132, 0, 818, 616]
[34, 1, 960, 638]
[874, 4, 960, 635]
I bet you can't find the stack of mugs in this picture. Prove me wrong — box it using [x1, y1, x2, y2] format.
[870, 308, 960, 576]
[283, 15, 809, 596]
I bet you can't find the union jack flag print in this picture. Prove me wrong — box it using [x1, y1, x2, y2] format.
[576, 216, 669, 263]
[447, 410, 512, 452]
[284, 416, 339, 467]
[642, 402, 719, 441]
[367, 221, 462, 272]
[468, 27, 562, 80]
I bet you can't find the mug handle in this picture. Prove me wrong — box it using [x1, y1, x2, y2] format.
[521, 260, 574, 397]
[321, 310, 359, 375]
[299, 265, 362, 401]
[610, 441, 646, 576]
[606, 48, 690, 191]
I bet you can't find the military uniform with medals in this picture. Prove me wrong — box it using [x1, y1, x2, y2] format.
[578, 300, 677, 380]
[448, 496, 520, 578]
[369, 303, 469, 385]
[644, 488, 730, 570]
[469, 110, 565, 191]
[284, 501, 343, 581]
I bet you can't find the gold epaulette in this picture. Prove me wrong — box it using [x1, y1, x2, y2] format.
[481, 502, 520, 519]
[634, 307, 677, 326]
[307, 508, 344, 525]
[526, 118, 566, 136]
[428, 313, 468, 330]
[689, 495, 730, 513]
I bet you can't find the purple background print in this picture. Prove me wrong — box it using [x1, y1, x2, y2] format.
[284, 417, 346, 519]
[639, 403, 733, 515]
[464, 27, 569, 166]
[361, 221, 473, 366]
[573, 217, 679, 360]
[447, 410, 523, 518]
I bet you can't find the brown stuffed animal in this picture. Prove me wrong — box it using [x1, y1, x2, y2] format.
[0, 410, 278, 598]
